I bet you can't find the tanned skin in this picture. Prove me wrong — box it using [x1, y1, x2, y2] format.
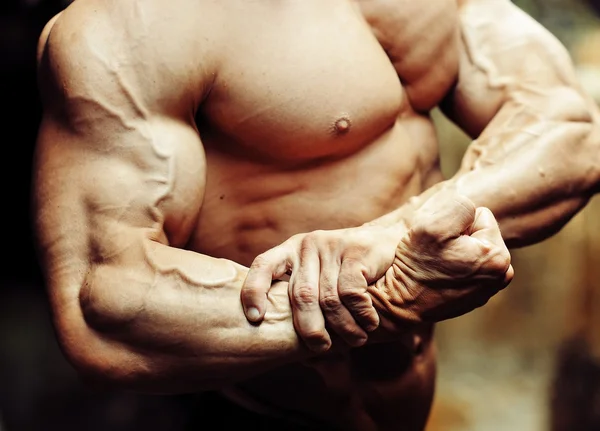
[33, 0, 600, 430]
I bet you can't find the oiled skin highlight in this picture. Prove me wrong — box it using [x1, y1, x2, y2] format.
[33, 0, 600, 430]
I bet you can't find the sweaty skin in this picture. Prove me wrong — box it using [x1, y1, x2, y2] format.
[33, 0, 600, 430]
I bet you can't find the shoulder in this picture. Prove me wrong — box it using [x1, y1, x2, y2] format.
[36, 10, 62, 67]
[37, 0, 223, 116]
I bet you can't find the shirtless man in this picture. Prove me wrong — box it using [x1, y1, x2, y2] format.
[32, 0, 600, 430]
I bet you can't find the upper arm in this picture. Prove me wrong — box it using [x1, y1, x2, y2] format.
[441, 0, 595, 138]
[33, 3, 213, 353]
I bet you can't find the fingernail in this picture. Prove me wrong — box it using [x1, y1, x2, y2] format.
[365, 323, 378, 333]
[246, 307, 260, 321]
[353, 337, 368, 347]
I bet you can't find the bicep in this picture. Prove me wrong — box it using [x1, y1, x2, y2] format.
[34, 14, 207, 286]
[33, 113, 206, 288]
[442, 0, 588, 138]
[33, 111, 206, 373]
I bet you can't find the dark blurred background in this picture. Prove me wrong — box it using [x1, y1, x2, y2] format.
[2, 1, 600, 430]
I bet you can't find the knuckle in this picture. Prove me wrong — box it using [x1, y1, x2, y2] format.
[324, 234, 341, 250]
[304, 230, 325, 244]
[304, 230, 332, 249]
[302, 329, 331, 347]
[301, 232, 316, 245]
[320, 293, 342, 312]
[477, 240, 494, 254]
[251, 253, 272, 270]
[292, 283, 317, 306]
[300, 234, 319, 255]
[487, 249, 511, 275]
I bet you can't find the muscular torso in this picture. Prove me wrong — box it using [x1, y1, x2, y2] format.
[47, 0, 461, 428]
[182, 1, 460, 428]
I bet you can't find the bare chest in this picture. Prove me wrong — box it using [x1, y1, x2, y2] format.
[200, 0, 459, 163]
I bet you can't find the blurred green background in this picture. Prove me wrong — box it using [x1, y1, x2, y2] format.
[2, 1, 600, 430]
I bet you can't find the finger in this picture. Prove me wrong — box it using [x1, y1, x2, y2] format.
[338, 258, 380, 333]
[291, 239, 331, 353]
[468, 208, 512, 277]
[468, 207, 503, 242]
[319, 255, 368, 348]
[242, 246, 291, 322]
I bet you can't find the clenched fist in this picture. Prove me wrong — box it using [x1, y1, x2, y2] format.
[369, 191, 514, 327]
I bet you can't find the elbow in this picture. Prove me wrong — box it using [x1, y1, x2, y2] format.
[51, 268, 150, 390]
[60, 268, 222, 393]
[54, 310, 149, 393]
[64, 335, 147, 392]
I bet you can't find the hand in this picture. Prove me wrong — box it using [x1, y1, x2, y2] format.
[241, 226, 401, 353]
[369, 190, 514, 327]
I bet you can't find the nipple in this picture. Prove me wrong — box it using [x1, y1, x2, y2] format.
[334, 117, 351, 135]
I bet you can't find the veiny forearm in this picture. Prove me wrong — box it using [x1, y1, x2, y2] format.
[372, 92, 600, 247]
[76, 239, 311, 393]
[453, 113, 599, 246]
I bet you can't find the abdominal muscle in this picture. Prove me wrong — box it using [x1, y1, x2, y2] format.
[190, 115, 442, 429]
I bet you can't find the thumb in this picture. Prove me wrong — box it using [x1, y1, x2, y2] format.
[467, 207, 512, 280]
[241, 246, 291, 322]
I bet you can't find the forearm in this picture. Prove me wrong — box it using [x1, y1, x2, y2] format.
[76, 240, 311, 393]
[450, 123, 596, 247]
[371, 92, 600, 247]
[401, 0, 600, 247]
